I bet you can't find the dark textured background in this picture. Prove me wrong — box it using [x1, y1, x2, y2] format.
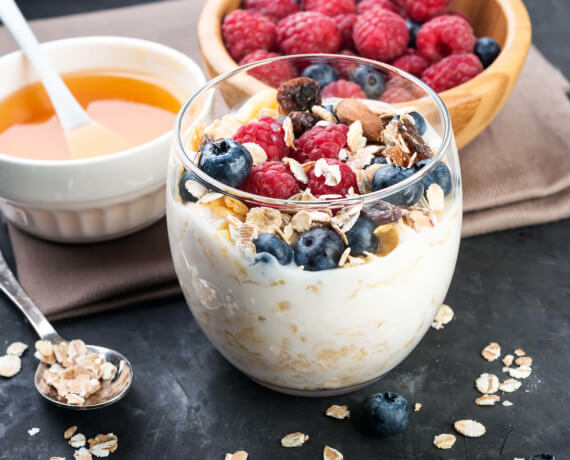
[1, 1, 569, 459]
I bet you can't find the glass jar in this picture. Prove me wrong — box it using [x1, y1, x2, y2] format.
[166, 55, 462, 396]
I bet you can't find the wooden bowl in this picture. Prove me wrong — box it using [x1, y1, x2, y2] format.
[198, 0, 531, 149]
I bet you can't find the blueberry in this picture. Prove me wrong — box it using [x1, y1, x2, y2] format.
[474, 37, 501, 68]
[414, 159, 452, 196]
[198, 139, 252, 187]
[371, 164, 424, 207]
[405, 19, 421, 49]
[371, 156, 388, 166]
[293, 228, 345, 271]
[529, 455, 560, 460]
[346, 216, 378, 256]
[362, 392, 410, 436]
[393, 112, 426, 135]
[350, 66, 385, 99]
[254, 233, 293, 266]
[178, 170, 199, 203]
[302, 64, 338, 90]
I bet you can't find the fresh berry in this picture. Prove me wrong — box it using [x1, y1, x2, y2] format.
[289, 111, 320, 136]
[405, 19, 422, 48]
[308, 158, 357, 196]
[394, 111, 427, 135]
[362, 392, 410, 436]
[302, 64, 338, 89]
[243, 0, 299, 22]
[421, 53, 482, 92]
[371, 164, 424, 206]
[346, 216, 379, 255]
[354, 9, 409, 62]
[416, 15, 476, 62]
[178, 170, 199, 203]
[371, 156, 388, 165]
[349, 66, 386, 98]
[277, 77, 322, 112]
[391, 51, 429, 78]
[276, 12, 341, 55]
[240, 161, 300, 199]
[254, 233, 294, 265]
[474, 37, 501, 68]
[381, 76, 424, 102]
[529, 455, 560, 460]
[414, 158, 452, 195]
[222, 10, 276, 61]
[294, 125, 349, 162]
[357, 0, 399, 14]
[321, 79, 367, 99]
[199, 140, 253, 187]
[233, 116, 290, 161]
[334, 14, 357, 50]
[240, 50, 298, 88]
[304, 0, 356, 17]
[333, 50, 359, 78]
[438, 8, 471, 24]
[403, 0, 451, 22]
[293, 227, 346, 271]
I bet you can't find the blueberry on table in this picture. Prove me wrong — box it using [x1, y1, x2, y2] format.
[293, 228, 345, 271]
[254, 233, 293, 266]
[405, 19, 421, 49]
[198, 139, 252, 187]
[371, 164, 424, 207]
[474, 37, 501, 68]
[178, 170, 199, 203]
[393, 111, 426, 135]
[301, 64, 338, 90]
[362, 392, 410, 436]
[414, 159, 452, 196]
[346, 216, 379, 256]
[529, 455, 560, 460]
[350, 66, 385, 99]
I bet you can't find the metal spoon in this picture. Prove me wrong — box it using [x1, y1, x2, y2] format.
[0, 249, 133, 410]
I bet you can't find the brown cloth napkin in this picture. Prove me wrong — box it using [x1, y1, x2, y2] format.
[1, 0, 569, 319]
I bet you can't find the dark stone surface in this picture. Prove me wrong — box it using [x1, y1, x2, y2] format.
[0, 1, 569, 459]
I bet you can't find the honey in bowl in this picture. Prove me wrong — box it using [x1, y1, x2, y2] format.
[0, 70, 182, 160]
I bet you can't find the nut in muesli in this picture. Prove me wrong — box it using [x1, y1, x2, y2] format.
[481, 342, 501, 362]
[335, 99, 383, 142]
[323, 446, 344, 460]
[281, 432, 309, 447]
[326, 405, 350, 419]
[454, 419, 486, 438]
[475, 373, 499, 394]
[433, 433, 456, 449]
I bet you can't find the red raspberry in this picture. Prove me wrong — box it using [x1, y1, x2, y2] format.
[240, 51, 298, 88]
[403, 0, 451, 22]
[243, 0, 299, 22]
[357, 0, 399, 15]
[334, 14, 357, 50]
[437, 8, 471, 24]
[240, 161, 300, 199]
[276, 12, 341, 54]
[304, 0, 356, 17]
[353, 9, 409, 62]
[333, 50, 359, 79]
[233, 117, 290, 161]
[391, 50, 429, 78]
[293, 124, 349, 163]
[321, 80, 366, 99]
[222, 10, 276, 61]
[421, 53, 482, 92]
[416, 15, 476, 62]
[381, 75, 425, 102]
[308, 159, 357, 197]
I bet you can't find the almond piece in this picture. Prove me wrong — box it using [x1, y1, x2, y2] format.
[335, 99, 383, 142]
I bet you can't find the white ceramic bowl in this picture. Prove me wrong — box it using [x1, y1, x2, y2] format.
[0, 36, 205, 243]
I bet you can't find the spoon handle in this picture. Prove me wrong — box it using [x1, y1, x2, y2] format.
[0, 0, 91, 131]
[0, 249, 61, 342]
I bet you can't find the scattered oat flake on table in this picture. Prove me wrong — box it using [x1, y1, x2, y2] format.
[225, 451, 248, 460]
[88, 433, 118, 457]
[515, 356, 532, 367]
[503, 400, 514, 407]
[475, 394, 501, 406]
[281, 432, 309, 447]
[475, 373, 499, 394]
[508, 365, 532, 379]
[28, 427, 40, 436]
[433, 433, 456, 449]
[514, 348, 525, 356]
[64, 426, 78, 439]
[481, 342, 501, 361]
[74, 447, 92, 460]
[326, 404, 350, 419]
[323, 445, 344, 460]
[499, 378, 522, 393]
[0, 354, 21, 377]
[7, 341, 28, 356]
[414, 403, 422, 412]
[431, 304, 454, 329]
[454, 419, 486, 438]
[69, 433, 86, 448]
[50, 457, 66, 460]
[503, 354, 514, 367]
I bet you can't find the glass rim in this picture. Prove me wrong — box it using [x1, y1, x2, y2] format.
[174, 53, 453, 209]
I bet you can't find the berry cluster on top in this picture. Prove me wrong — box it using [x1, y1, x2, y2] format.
[222, 0, 501, 98]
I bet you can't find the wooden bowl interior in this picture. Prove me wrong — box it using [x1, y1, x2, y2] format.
[451, 0, 508, 47]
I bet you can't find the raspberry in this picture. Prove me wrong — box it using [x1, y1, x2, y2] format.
[321, 80, 366, 99]
[308, 159, 357, 196]
[240, 161, 301, 199]
[293, 124, 349, 163]
[391, 50, 429, 78]
[421, 53, 483, 92]
[381, 75, 425, 102]
[222, 10, 276, 61]
[304, 0, 356, 17]
[334, 14, 357, 50]
[333, 50, 359, 79]
[403, 0, 451, 22]
[437, 8, 471, 24]
[233, 117, 290, 161]
[357, 0, 399, 15]
[416, 15, 476, 62]
[353, 9, 409, 62]
[243, 0, 299, 22]
[276, 12, 341, 55]
[239, 51, 298, 88]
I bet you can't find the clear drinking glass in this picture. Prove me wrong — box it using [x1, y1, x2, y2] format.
[166, 55, 462, 396]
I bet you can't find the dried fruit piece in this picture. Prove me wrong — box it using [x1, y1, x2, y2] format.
[475, 373, 499, 394]
[281, 432, 309, 447]
[289, 111, 320, 136]
[454, 419, 486, 438]
[499, 378, 522, 393]
[0, 354, 21, 377]
[481, 342, 501, 362]
[323, 446, 344, 460]
[6, 342, 28, 357]
[361, 201, 402, 226]
[277, 77, 321, 112]
[395, 115, 432, 160]
[335, 98, 383, 142]
[433, 433, 456, 449]
[475, 394, 500, 406]
[326, 404, 350, 419]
